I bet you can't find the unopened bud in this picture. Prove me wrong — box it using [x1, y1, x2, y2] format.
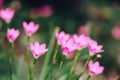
[97, 54, 101, 58]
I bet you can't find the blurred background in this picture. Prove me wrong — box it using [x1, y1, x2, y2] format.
[1, 0, 120, 80]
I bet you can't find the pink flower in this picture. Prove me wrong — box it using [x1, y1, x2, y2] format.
[39, 5, 53, 17]
[22, 21, 39, 36]
[73, 34, 91, 49]
[78, 25, 90, 36]
[30, 42, 48, 59]
[112, 26, 120, 40]
[7, 28, 20, 43]
[88, 60, 104, 76]
[56, 31, 70, 45]
[0, 8, 15, 23]
[61, 38, 78, 59]
[88, 40, 104, 56]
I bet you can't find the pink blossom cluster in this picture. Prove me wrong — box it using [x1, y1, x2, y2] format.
[56, 31, 104, 58]
[7, 21, 40, 43]
[6, 20, 47, 73]
[56, 31, 104, 76]
[6, 19, 46, 59]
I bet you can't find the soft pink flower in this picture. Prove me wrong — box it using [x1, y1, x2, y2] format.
[88, 40, 104, 56]
[22, 21, 39, 36]
[78, 25, 90, 36]
[0, 8, 15, 23]
[7, 28, 20, 43]
[88, 60, 104, 76]
[30, 42, 48, 59]
[112, 26, 120, 40]
[56, 31, 70, 45]
[73, 34, 91, 49]
[39, 5, 53, 17]
[61, 38, 78, 59]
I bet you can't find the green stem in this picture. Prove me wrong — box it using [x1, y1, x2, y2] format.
[46, 43, 59, 80]
[27, 36, 30, 65]
[45, 64, 56, 80]
[67, 50, 82, 80]
[26, 36, 32, 80]
[7, 42, 16, 80]
[9, 42, 17, 79]
[76, 72, 83, 80]
[52, 43, 59, 64]
[55, 55, 65, 80]
[82, 55, 92, 72]
[10, 43, 16, 70]
[33, 58, 37, 65]
[4, 39, 12, 80]
[7, 23, 10, 29]
[39, 28, 56, 80]
[93, 57, 98, 62]
[8, 52, 12, 80]
[29, 63, 35, 80]
[79, 55, 92, 78]
[86, 75, 91, 80]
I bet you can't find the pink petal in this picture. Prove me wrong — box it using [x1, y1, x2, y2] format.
[23, 21, 28, 28]
[40, 43, 46, 49]
[97, 66, 104, 74]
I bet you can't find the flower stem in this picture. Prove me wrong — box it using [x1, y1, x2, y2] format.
[29, 62, 36, 80]
[82, 55, 92, 72]
[27, 36, 31, 65]
[8, 52, 12, 80]
[4, 40, 12, 80]
[86, 75, 91, 80]
[93, 57, 98, 62]
[52, 43, 59, 64]
[7, 23, 10, 29]
[66, 50, 82, 80]
[10, 43, 16, 70]
[33, 58, 37, 65]
[26, 36, 32, 80]
[79, 55, 92, 78]
[39, 27, 56, 80]
[55, 55, 65, 80]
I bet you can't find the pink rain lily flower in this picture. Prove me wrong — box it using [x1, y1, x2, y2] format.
[73, 34, 91, 49]
[0, 8, 15, 23]
[30, 41, 48, 59]
[7, 28, 20, 43]
[61, 38, 78, 59]
[78, 25, 90, 36]
[88, 40, 104, 56]
[39, 5, 53, 17]
[22, 21, 39, 36]
[88, 60, 104, 76]
[56, 31, 70, 45]
[112, 26, 120, 40]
